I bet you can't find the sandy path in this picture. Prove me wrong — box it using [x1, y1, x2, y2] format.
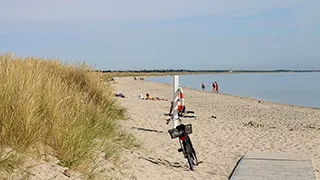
[112, 77, 320, 180]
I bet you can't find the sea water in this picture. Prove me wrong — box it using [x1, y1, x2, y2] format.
[148, 72, 320, 108]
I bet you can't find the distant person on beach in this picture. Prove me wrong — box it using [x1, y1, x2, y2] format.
[145, 93, 153, 100]
[212, 82, 216, 92]
[201, 82, 206, 91]
[145, 93, 168, 101]
[215, 81, 219, 93]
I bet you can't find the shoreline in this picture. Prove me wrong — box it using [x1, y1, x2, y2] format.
[144, 78, 320, 111]
[113, 77, 320, 180]
[103, 71, 320, 80]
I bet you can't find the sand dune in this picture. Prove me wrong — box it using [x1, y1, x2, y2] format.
[113, 77, 320, 180]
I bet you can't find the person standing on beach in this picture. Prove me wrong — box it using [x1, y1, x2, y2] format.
[201, 82, 206, 91]
[215, 81, 219, 93]
[212, 82, 216, 92]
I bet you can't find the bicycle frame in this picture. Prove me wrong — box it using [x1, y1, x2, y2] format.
[178, 136, 187, 157]
[168, 123, 198, 170]
[179, 135, 196, 156]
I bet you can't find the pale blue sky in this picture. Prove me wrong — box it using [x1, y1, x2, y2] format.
[1, 0, 320, 70]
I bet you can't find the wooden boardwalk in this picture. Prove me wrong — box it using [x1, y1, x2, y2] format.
[229, 151, 316, 180]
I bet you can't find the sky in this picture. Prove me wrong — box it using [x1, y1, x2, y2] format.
[0, 0, 320, 70]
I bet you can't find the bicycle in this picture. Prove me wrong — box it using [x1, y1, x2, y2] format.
[168, 123, 199, 170]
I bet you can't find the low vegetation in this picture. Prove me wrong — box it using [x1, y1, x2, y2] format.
[0, 53, 138, 175]
[101, 71, 211, 80]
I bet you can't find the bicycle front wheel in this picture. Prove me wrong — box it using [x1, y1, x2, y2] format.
[184, 141, 195, 171]
[187, 136, 198, 165]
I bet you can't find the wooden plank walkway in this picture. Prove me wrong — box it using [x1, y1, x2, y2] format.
[229, 151, 316, 180]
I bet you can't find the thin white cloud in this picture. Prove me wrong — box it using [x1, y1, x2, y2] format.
[0, 0, 308, 23]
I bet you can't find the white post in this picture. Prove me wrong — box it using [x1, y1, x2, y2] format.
[173, 75, 180, 128]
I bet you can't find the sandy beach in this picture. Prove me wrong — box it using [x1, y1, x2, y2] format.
[4, 75, 320, 180]
[111, 76, 320, 180]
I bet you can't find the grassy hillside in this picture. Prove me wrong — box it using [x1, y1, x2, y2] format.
[0, 53, 137, 174]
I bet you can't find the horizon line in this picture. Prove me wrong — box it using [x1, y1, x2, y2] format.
[96, 69, 320, 73]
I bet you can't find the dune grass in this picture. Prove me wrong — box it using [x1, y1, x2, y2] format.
[0, 53, 138, 173]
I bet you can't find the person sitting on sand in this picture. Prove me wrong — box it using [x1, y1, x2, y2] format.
[145, 93, 168, 101]
[145, 93, 153, 100]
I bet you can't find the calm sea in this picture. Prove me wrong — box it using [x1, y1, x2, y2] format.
[148, 72, 320, 108]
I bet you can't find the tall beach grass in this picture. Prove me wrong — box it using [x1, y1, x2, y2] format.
[0, 53, 137, 173]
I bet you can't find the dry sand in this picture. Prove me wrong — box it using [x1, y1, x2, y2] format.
[112, 76, 320, 180]
[4, 76, 320, 180]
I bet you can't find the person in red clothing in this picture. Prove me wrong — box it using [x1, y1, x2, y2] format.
[214, 81, 219, 93]
[212, 82, 216, 92]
